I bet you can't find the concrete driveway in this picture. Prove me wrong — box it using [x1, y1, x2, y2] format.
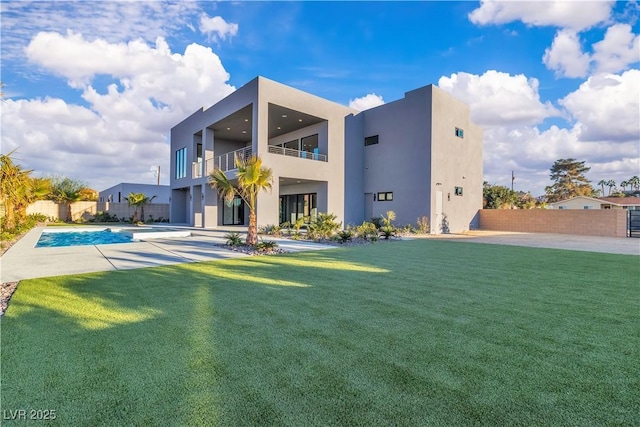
[432, 230, 640, 256]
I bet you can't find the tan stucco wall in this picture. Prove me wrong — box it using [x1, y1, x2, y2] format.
[27, 201, 170, 222]
[478, 209, 628, 237]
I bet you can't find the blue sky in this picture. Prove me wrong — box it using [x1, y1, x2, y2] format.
[1, 1, 639, 195]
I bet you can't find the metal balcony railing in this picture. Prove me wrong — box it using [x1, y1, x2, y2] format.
[214, 147, 253, 172]
[267, 145, 327, 162]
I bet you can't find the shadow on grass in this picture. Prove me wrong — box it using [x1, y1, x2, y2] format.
[2, 240, 639, 425]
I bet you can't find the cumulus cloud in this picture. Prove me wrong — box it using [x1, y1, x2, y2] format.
[543, 30, 591, 78]
[438, 69, 640, 195]
[349, 93, 385, 111]
[559, 69, 640, 142]
[437, 70, 561, 127]
[199, 15, 239, 41]
[592, 24, 640, 73]
[468, 0, 614, 32]
[3, 32, 236, 190]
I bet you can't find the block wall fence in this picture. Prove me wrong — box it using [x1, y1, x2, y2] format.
[478, 209, 628, 238]
[26, 201, 170, 222]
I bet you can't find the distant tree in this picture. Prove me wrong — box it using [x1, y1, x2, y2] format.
[629, 176, 640, 192]
[483, 182, 517, 209]
[597, 179, 607, 196]
[619, 180, 629, 193]
[78, 187, 98, 201]
[125, 193, 156, 223]
[544, 158, 594, 203]
[50, 176, 86, 222]
[604, 180, 616, 196]
[516, 192, 537, 209]
[15, 177, 51, 224]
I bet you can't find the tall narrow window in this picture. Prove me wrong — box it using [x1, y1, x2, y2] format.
[175, 147, 187, 179]
[455, 128, 464, 138]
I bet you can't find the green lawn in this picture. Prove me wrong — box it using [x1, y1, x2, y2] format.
[2, 240, 638, 425]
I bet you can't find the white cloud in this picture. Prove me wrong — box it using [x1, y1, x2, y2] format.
[468, 0, 614, 31]
[438, 70, 640, 196]
[349, 93, 385, 111]
[199, 15, 239, 41]
[437, 70, 561, 127]
[592, 24, 640, 74]
[559, 69, 640, 142]
[3, 33, 236, 191]
[543, 30, 591, 78]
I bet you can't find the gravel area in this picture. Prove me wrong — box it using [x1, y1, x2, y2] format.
[1, 281, 19, 316]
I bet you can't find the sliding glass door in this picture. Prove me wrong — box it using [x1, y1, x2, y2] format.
[279, 193, 317, 225]
[223, 196, 244, 225]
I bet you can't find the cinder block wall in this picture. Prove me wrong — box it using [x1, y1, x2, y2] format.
[478, 209, 628, 237]
[26, 201, 170, 222]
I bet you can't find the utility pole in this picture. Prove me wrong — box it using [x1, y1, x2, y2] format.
[511, 170, 515, 192]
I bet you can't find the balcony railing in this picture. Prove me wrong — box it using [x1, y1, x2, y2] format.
[192, 161, 204, 178]
[214, 147, 253, 172]
[267, 145, 327, 162]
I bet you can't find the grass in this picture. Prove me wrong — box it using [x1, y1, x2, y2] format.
[1, 240, 638, 425]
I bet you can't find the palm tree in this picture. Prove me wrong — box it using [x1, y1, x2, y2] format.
[208, 154, 273, 246]
[50, 176, 85, 222]
[605, 179, 616, 196]
[125, 193, 157, 223]
[620, 180, 629, 193]
[629, 176, 640, 192]
[597, 179, 607, 196]
[0, 150, 31, 230]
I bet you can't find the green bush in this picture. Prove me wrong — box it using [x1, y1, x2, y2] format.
[416, 216, 430, 234]
[355, 221, 378, 241]
[259, 224, 282, 237]
[90, 211, 121, 223]
[307, 213, 341, 240]
[336, 229, 353, 244]
[224, 232, 243, 247]
[255, 239, 278, 252]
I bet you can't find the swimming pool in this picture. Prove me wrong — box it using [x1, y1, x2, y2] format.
[36, 229, 133, 248]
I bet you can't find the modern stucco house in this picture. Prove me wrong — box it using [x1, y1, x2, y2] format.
[169, 76, 482, 234]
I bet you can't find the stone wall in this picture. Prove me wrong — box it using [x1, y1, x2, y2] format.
[26, 201, 170, 222]
[478, 209, 628, 238]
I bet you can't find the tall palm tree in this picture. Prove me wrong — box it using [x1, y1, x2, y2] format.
[0, 150, 31, 230]
[597, 179, 607, 196]
[125, 193, 157, 223]
[208, 154, 273, 245]
[620, 180, 629, 193]
[605, 179, 616, 196]
[629, 176, 640, 192]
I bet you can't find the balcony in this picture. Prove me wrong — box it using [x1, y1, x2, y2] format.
[267, 145, 327, 162]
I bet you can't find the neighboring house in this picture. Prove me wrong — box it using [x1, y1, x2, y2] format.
[99, 183, 171, 204]
[169, 76, 483, 234]
[549, 196, 640, 210]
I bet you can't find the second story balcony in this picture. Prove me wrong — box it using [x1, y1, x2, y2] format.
[267, 145, 327, 162]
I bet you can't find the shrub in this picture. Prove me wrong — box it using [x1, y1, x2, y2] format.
[417, 216, 430, 234]
[355, 221, 378, 241]
[379, 211, 397, 240]
[259, 224, 282, 237]
[370, 216, 383, 229]
[336, 229, 353, 244]
[308, 213, 341, 240]
[255, 239, 278, 252]
[90, 211, 120, 223]
[224, 232, 243, 247]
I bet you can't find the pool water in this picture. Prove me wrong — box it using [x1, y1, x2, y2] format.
[36, 230, 133, 248]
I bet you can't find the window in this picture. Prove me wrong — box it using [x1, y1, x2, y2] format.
[279, 193, 317, 225]
[455, 186, 463, 196]
[365, 135, 379, 146]
[175, 147, 187, 179]
[377, 192, 393, 201]
[455, 128, 464, 138]
[583, 206, 590, 209]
